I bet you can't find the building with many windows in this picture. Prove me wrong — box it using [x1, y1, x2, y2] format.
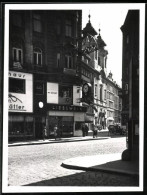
[82, 15, 122, 128]
[8, 10, 88, 140]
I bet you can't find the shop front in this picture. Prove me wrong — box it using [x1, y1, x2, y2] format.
[47, 104, 87, 138]
[8, 71, 33, 141]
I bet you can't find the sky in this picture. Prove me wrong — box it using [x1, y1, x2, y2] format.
[81, 3, 143, 87]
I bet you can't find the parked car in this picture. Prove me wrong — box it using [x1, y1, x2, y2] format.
[114, 123, 126, 135]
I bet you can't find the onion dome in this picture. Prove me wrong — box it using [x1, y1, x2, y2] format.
[97, 28, 106, 49]
[82, 14, 98, 37]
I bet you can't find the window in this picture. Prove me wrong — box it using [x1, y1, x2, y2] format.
[65, 55, 72, 69]
[65, 19, 72, 37]
[33, 14, 42, 32]
[100, 85, 103, 101]
[34, 82, 44, 95]
[104, 89, 106, 100]
[9, 78, 25, 94]
[12, 47, 23, 63]
[95, 51, 98, 60]
[33, 48, 42, 66]
[105, 57, 107, 68]
[98, 57, 100, 65]
[57, 53, 61, 68]
[95, 85, 97, 96]
[9, 115, 33, 136]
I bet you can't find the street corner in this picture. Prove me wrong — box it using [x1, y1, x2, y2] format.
[61, 153, 122, 170]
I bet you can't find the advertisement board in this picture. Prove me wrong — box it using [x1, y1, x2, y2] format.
[73, 85, 82, 106]
[47, 82, 59, 104]
[8, 71, 33, 112]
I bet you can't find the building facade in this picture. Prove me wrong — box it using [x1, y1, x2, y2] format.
[82, 15, 122, 129]
[8, 10, 89, 140]
[121, 10, 139, 160]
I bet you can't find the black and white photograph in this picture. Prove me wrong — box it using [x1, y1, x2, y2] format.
[1, 2, 145, 193]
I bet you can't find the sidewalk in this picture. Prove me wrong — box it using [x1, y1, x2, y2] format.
[62, 153, 139, 177]
[8, 135, 110, 147]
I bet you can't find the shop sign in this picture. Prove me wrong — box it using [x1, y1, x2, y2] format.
[47, 82, 59, 104]
[8, 71, 33, 113]
[48, 104, 87, 112]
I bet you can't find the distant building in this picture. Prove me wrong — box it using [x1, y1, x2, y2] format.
[82, 14, 122, 128]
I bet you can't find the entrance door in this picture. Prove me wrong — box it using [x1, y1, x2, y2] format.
[35, 117, 43, 139]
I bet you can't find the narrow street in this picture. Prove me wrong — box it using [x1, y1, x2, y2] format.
[8, 136, 138, 186]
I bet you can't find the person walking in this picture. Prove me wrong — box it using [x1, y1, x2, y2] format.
[42, 124, 47, 141]
[54, 124, 58, 140]
[82, 124, 86, 137]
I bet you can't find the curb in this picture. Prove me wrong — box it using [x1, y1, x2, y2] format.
[8, 137, 110, 147]
[61, 162, 139, 177]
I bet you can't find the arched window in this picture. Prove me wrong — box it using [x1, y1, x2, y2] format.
[33, 48, 42, 66]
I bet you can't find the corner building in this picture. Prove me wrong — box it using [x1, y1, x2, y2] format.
[8, 10, 87, 141]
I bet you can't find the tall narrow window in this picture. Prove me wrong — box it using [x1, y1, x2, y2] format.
[65, 55, 72, 69]
[33, 48, 42, 66]
[105, 57, 107, 68]
[104, 89, 106, 100]
[98, 57, 100, 65]
[33, 14, 42, 32]
[100, 85, 103, 101]
[12, 47, 23, 63]
[95, 51, 98, 60]
[65, 19, 72, 37]
[95, 85, 97, 96]
[57, 53, 60, 68]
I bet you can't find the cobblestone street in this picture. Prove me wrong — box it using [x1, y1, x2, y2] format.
[8, 136, 138, 187]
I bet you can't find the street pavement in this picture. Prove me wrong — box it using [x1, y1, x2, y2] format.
[7, 133, 140, 189]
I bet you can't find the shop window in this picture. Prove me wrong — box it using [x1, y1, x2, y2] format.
[25, 116, 33, 135]
[12, 47, 23, 63]
[33, 48, 42, 66]
[33, 14, 42, 32]
[9, 115, 24, 135]
[65, 19, 72, 37]
[75, 122, 83, 131]
[34, 82, 44, 95]
[9, 115, 33, 136]
[9, 78, 25, 94]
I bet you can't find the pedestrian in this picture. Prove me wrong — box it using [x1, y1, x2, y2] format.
[82, 124, 85, 137]
[54, 124, 58, 140]
[42, 124, 47, 141]
[93, 125, 98, 138]
[85, 124, 89, 136]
